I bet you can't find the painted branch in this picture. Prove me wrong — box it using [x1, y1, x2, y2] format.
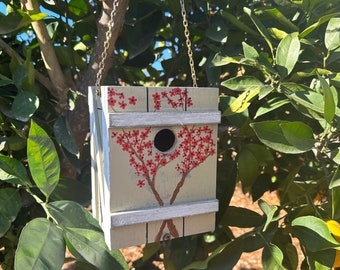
[169, 173, 188, 205]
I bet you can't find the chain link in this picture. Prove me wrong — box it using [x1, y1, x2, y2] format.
[179, 0, 197, 87]
[95, 0, 120, 95]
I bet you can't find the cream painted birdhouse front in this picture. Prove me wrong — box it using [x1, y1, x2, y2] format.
[89, 86, 220, 249]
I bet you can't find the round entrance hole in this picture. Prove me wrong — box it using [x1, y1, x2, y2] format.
[154, 128, 176, 152]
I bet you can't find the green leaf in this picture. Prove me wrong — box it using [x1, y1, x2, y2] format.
[307, 249, 336, 269]
[276, 32, 300, 78]
[0, 188, 21, 237]
[258, 199, 279, 232]
[0, 74, 13, 86]
[221, 76, 264, 91]
[27, 120, 60, 199]
[220, 206, 264, 228]
[291, 216, 340, 252]
[64, 227, 128, 270]
[222, 90, 259, 116]
[183, 238, 243, 270]
[242, 42, 259, 60]
[254, 97, 290, 119]
[0, 12, 32, 34]
[263, 8, 299, 32]
[11, 91, 39, 122]
[244, 7, 274, 57]
[250, 121, 314, 154]
[53, 116, 79, 156]
[50, 178, 91, 204]
[0, 154, 30, 185]
[325, 17, 340, 51]
[206, 15, 228, 43]
[262, 243, 285, 270]
[47, 200, 101, 231]
[332, 186, 340, 220]
[318, 75, 336, 123]
[299, 12, 340, 38]
[279, 122, 315, 152]
[220, 10, 259, 37]
[15, 218, 65, 270]
[330, 166, 340, 189]
[68, 0, 88, 16]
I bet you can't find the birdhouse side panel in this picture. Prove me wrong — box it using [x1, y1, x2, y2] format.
[147, 218, 184, 243]
[184, 212, 216, 236]
[186, 87, 219, 111]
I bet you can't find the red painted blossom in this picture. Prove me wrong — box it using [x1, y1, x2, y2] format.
[137, 179, 145, 188]
[128, 96, 137, 105]
[107, 87, 138, 111]
[152, 87, 193, 111]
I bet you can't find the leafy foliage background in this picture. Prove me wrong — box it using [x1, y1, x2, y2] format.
[1, 0, 340, 269]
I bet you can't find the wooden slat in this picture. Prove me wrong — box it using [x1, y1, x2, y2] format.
[109, 111, 221, 128]
[111, 199, 218, 227]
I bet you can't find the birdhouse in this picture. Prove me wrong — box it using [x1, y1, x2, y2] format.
[89, 86, 220, 249]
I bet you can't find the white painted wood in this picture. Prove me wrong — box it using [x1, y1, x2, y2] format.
[184, 212, 216, 235]
[111, 199, 218, 227]
[109, 111, 221, 128]
[90, 85, 220, 249]
[147, 217, 183, 243]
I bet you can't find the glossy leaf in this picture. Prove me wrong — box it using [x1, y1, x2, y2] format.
[68, 0, 88, 16]
[222, 90, 259, 116]
[0, 188, 21, 237]
[0, 74, 13, 86]
[291, 216, 340, 252]
[279, 122, 315, 151]
[64, 227, 128, 270]
[27, 120, 60, 199]
[254, 97, 290, 119]
[325, 17, 340, 51]
[11, 91, 39, 122]
[244, 7, 274, 56]
[250, 121, 314, 154]
[276, 32, 300, 78]
[53, 116, 79, 156]
[262, 243, 284, 270]
[47, 200, 101, 231]
[307, 249, 336, 269]
[0, 154, 30, 185]
[221, 76, 264, 91]
[318, 75, 336, 123]
[242, 42, 259, 60]
[15, 218, 65, 270]
[258, 199, 278, 231]
[299, 12, 340, 38]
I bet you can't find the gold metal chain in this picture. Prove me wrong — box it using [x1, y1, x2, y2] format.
[179, 0, 197, 87]
[95, 0, 198, 92]
[95, 0, 120, 95]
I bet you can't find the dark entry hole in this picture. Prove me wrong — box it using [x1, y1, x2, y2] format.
[154, 129, 176, 152]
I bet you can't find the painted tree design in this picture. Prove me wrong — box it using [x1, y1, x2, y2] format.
[108, 87, 216, 241]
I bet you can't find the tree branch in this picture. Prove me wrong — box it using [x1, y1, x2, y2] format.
[0, 37, 57, 99]
[26, 0, 69, 110]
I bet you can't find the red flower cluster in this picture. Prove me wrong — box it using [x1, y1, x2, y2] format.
[111, 128, 181, 188]
[111, 124, 215, 191]
[176, 125, 215, 176]
[107, 87, 137, 111]
[152, 87, 193, 111]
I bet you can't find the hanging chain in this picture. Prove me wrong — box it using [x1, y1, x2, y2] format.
[95, 0, 120, 96]
[179, 0, 197, 87]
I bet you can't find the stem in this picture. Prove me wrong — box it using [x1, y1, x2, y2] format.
[169, 172, 188, 205]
